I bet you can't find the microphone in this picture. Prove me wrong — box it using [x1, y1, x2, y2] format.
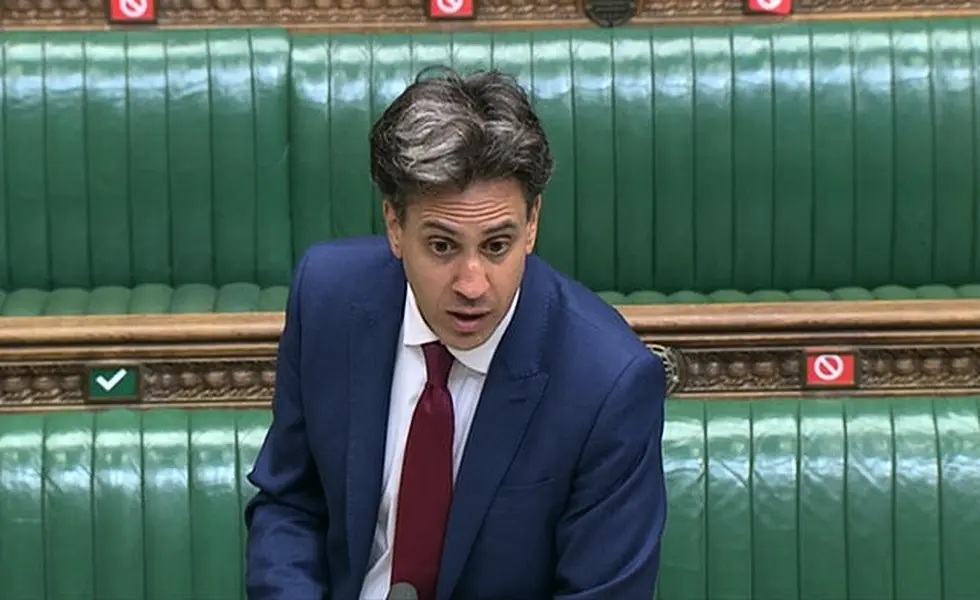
[387, 582, 419, 600]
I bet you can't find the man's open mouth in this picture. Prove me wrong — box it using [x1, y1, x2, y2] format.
[448, 310, 488, 322]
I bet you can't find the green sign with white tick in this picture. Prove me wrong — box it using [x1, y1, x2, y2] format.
[86, 366, 141, 401]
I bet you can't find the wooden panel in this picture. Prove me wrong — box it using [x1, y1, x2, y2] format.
[1, 0, 979, 30]
[4, 300, 980, 407]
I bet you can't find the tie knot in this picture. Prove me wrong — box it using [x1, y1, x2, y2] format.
[422, 342, 454, 387]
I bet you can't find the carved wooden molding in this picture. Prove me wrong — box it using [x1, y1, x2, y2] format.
[3, 299, 980, 408]
[0, 358, 276, 406]
[4, 344, 980, 409]
[670, 345, 980, 398]
[1, 0, 979, 29]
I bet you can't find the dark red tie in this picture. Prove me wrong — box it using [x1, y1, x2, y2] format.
[391, 341, 456, 600]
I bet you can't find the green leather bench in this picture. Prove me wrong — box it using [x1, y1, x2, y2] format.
[2, 19, 980, 316]
[1, 396, 977, 599]
[0, 30, 295, 317]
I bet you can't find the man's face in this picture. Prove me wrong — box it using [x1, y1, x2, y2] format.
[383, 178, 540, 350]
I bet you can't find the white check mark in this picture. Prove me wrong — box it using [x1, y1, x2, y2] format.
[95, 368, 128, 392]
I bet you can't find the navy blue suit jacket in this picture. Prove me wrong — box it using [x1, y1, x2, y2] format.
[245, 236, 667, 600]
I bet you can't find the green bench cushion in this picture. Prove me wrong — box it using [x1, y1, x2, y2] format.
[0, 29, 295, 293]
[0, 409, 267, 599]
[0, 284, 289, 316]
[1, 397, 977, 598]
[3, 20, 980, 308]
[290, 21, 980, 296]
[660, 396, 980, 600]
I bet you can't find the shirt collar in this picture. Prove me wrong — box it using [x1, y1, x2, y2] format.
[401, 284, 520, 375]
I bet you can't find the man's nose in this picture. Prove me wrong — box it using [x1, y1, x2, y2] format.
[453, 258, 490, 300]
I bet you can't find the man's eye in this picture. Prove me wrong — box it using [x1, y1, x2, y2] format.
[486, 239, 510, 255]
[429, 240, 453, 255]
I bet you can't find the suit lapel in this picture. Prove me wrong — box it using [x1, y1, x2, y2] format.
[346, 260, 406, 587]
[437, 257, 553, 600]
[436, 369, 548, 600]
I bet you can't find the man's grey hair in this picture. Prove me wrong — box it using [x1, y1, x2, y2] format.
[369, 66, 554, 219]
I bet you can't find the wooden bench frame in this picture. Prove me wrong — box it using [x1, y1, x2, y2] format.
[4, 299, 980, 410]
[2, 0, 980, 31]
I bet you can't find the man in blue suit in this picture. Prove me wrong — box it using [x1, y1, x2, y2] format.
[245, 67, 667, 600]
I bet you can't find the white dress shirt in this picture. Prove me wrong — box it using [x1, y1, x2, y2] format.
[358, 285, 520, 600]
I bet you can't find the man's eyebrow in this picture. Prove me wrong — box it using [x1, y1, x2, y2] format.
[421, 220, 459, 236]
[420, 220, 519, 237]
[483, 221, 519, 236]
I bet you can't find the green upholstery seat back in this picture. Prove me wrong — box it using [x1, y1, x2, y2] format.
[0, 409, 269, 600]
[2, 19, 980, 314]
[2, 397, 978, 598]
[661, 396, 980, 599]
[290, 21, 980, 295]
[0, 29, 294, 296]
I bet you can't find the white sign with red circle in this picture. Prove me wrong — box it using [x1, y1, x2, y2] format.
[805, 351, 856, 388]
[429, 0, 474, 18]
[746, 0, 792, 14]
[109, 0, 156, 22]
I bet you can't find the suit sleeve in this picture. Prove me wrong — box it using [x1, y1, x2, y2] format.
[553, 351, 667, 599]
[245, 252, 330, 599]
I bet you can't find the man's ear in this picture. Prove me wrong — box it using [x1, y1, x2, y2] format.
[383, 200, 403, 259]
[525, 195, 541, 255]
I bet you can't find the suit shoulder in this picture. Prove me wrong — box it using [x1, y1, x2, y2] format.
[295, 236, 395, 298]
[300, 236, 393, 276]
[287, 236, 403, 322]
[540, 261, 661, 383]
